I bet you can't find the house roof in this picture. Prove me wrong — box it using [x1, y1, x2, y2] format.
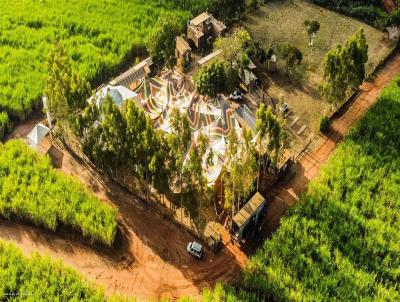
[213, 20, 227, 32]
[191, 12, 211, 26]
[233, 192, 266, 229]
[27, 123, 50, 145]
[197, 50, 222, 66]
[110, 57, 153, 87]
[176, 36, 191, 55]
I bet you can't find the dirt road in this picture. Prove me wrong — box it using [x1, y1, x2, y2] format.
[0, 145, 246, 301]
[259, 50, 400, 239]
[1, 51, 399, 300]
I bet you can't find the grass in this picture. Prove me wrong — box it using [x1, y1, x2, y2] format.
[243, 0, 395, 134]
[0, 140, 118, 246]
[0, 240, 135, 302]
[0, 0, 191, 137]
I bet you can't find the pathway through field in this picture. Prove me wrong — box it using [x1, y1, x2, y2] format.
[1, 50, 400, 300]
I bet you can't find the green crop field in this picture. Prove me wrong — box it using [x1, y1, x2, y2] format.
[0, 240, 134, 302]
[201, 76, 400, 301]
[0, 0, 222, 137]
[0, 140, 118, 246]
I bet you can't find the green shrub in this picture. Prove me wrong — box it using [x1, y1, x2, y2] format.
[309, 0, 388, 29]
[0, 140, 118, 246]
[0, 111, 10, 139]
[0, 240, 107, 301]
[319, 115, 330, 133]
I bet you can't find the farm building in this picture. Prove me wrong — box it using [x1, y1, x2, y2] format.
[187, 12, 226, 49]
[176, 36, 192, 67]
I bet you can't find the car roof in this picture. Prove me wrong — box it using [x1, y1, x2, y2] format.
[191, 242, 202, 252]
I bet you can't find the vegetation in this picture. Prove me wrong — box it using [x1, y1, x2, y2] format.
[0, 0, 248, 139]
[319, 115, 330, 133]
[0, 240, 134, 302]
[223, 129, 258, 215]
[279, 43, 303, 76]
[146, 13, 186, 66]
[45, 43, 91, 141]
[194, 60, 238, 97]
[0, 112, 9, 139]
[308, 0, 390, 29]
[322, 28, 368, 105]
[0, 140, 118, 246]
[202, 76, 400, 301]
[304, 20, 320, 46]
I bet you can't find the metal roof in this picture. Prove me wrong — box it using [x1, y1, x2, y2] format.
[110, 57, 153, 87]
[233, 192, 265, 229]
[197, 50, 222, 66]
[191, 12, 211, 26]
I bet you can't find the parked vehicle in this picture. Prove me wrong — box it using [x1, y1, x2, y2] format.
[230, 90, 243, 101]
[186, 241, 203, 259]
[280, 102, 289, 114]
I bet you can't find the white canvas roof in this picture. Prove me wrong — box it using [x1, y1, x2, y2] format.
[27, 123, 50, 145]
[90, 85, 138, 108]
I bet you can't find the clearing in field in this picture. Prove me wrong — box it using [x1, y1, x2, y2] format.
[243, 0, 395, 137]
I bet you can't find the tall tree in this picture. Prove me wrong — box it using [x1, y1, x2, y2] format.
[280, 43, 303, 75]
[304, 20, 320, 46]
[223, 129, 257, 216]
[167, 108, 192, 222]
[256, 103, 288, 181]
[44, 43, 90, 142]
[194, 59, 237, 97]
[322, 28, 368, 105]
[146, 12, 185, 67]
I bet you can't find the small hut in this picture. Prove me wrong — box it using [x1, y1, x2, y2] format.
[175, 36, 192, 68]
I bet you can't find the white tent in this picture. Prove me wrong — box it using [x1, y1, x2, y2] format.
[27, 123, 50, 146]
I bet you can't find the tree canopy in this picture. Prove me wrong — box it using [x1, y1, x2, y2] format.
[322, 28, 368, 105]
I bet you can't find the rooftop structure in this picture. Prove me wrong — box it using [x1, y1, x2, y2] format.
[197, 50, 222, 66]
[187, 12, 227, 49]
[110, 57, 153, 89]
[175, 36, 192, 67]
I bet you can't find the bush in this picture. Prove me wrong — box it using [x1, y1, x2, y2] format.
[0, 112, 10, 139]
[0, 140, 118, 246]
[0, 240, 107, 301]
[319, 115, 330, 133]
[309, 0, 388, 29]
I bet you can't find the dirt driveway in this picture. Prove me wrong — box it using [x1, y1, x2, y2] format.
[1, 50, 399, 300]
[0, 143, 246, 301]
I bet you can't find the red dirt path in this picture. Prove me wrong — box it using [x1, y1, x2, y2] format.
[1, 51, 399, 301]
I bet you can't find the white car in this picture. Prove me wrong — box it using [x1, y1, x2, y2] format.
[186, 241, 203, 259]
[230, 90, 243, 101]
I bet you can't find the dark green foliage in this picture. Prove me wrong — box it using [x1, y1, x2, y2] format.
[146, 13, 186, 66]
[194, 60, 226, 97]
[279, 43, 303, 75]
[0, 140, 118, 246]
[0, 0, 246, 134]
[308, 0, 389, 29]
[204, 76, 400, 301]
[323, 28, 368, 105]
[319, 115, 330, 133]
[0, 112, 10, 139]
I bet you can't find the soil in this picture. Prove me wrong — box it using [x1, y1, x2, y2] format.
[2, 51, 399, 300]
